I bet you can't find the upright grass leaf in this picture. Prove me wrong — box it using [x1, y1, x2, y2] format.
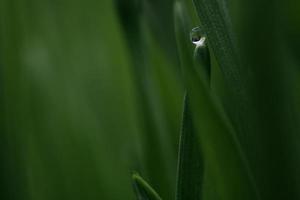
[175, 94, 203, 200]
[176, 23, 211, 200]
[192, 0, 253, 146]
[132, 173, 162, 200]
[192, 0, 244, 96]
[174, 2, 259, 200]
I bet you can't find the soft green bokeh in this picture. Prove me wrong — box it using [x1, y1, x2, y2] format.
[0, 0, 182, 199]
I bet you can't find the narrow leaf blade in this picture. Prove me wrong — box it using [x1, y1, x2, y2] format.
[176, 94, 203, 200]
[132, 173, 162, 200]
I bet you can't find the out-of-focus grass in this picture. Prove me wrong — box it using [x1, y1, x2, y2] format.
[0, 0, 183, 199]
[0, 0, 179, 199]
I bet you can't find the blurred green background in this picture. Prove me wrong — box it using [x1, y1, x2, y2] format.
[0, 0, 183, 199]
[2, 0, 300, 199]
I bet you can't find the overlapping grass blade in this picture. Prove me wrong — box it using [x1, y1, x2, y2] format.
[192, 0, 254, 146]
[174, 2, 259, 200]
[192, 0, 245, 96]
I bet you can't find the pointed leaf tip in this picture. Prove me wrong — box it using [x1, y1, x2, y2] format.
[132, 173, 162, 200]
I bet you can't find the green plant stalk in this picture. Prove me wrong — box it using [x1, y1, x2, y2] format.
[174, 2, 259, 200]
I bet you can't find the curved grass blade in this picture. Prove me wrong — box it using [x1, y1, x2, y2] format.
[132, 173, 162, 200]
[175, 93, 203, 200]
[174, 2, 260, 200]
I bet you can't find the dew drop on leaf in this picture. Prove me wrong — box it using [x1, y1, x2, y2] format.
[190, 27, 206, 47]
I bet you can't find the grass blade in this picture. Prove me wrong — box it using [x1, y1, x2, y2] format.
[192, 0, 254, 147]
[175, 93, 203, 200]
[174, 2, 260, 200]
[192, 0, 244, 96]
[132, 173, 162, 200]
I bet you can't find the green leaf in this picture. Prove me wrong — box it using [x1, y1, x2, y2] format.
[175, 94, 203, 200]
[174, 2, 260, 200]
[132, 173, 162, 200]
[192, 0, 254, 144]
[193, 43, 211, 85]
[192, 0, 245, 97]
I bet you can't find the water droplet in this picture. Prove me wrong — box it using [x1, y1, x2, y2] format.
[190, 27, 206, 47]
